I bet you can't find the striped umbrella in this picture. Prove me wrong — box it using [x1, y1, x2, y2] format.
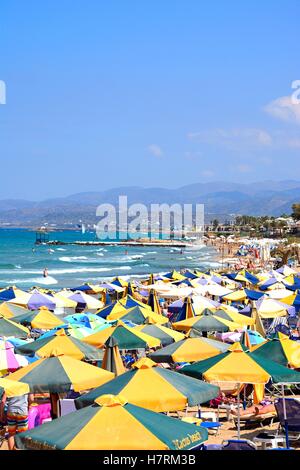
[133, 324, 185, 346]
[119, 295, 151, 310]
[0, 377, 30, 399]
[0, 302, 31, 319]
[0, 340, 29, 375]
[0, 317, 29, 339]
[66, 292, 104, 310]
[102, 337, 126, 376]
[251, 332, 300, 369]
[13, 308, 65, 330]
[15, 394, 208, 450]
[15, 330, 104, 361]
[7, 355, 114, 393]
[147, 289, 161, 314]
[96, 301, 127, 319]
[76, 357, 219, 412]
[83, 322, 161, 350]
[173, 314, 240, 333]
[107, 305, 169, 325]
[149, 337, 230, 364]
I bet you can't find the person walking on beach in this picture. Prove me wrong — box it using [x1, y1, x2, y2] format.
[1, 393, 33, 450]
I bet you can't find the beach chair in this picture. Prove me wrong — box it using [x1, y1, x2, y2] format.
[222, 439, 257, 450]
[58, 399, 76, 417]
[253, 431, 286, 449]
[231, 409, 276, 428]
[274, 398, 300, 441]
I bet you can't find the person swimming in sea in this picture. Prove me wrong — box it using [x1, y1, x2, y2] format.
[43, 268, 48, 278]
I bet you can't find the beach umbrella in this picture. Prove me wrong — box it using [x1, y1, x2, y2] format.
[240, 330, 265, 348]
[38, 323, 96, 340]
[7, 290, 32, 307]
[203, 284, 233, 297]
[51, 293, 78, 309]
[0, 317, 29, 339]
[183, 270, 198, 280]
[276, 266, 297, 276]
[0, 339, 29, 375]
[147, 289, 161, 314]
[0, 287, 28, 302]
[96, 301, 127, 319]
[173, 314, 240, 334]
[133, 324, 185, 346]
[76, 358, 219, 412]
[102, 337, 126, 376]
[66, 291, 104, 310]
[149, 337, 230, 364]
[244, 289, 264, 301]
[111, 276, 128, 288]
[15, 330, 104, 361]
[180, 342, 300, 386]
[97, 282, 125, 293]
[119, 295, 151, 310]
[0, 377, 30, 399]
[251, 332, 300, 369]
[256, 297, 295, 319]
[172, 297, 196, 323]
[222, 289, 249, 302]
[259, 278, 283, 290]
[63, 313, 109, 330]
[0, 302, 29, 319]
[15, 394, 208, 450]
[12, 308, 65, 330]
[107, 305, 169, 325]
[15, 289, 57, 310]
[239, 270, 260, 285]
[180, 342, 300, 441]
[70, 284, 104, 294]
[212, 307, 254, 326]
[7, 355, 114, 393]
[163, 270, 186, 281]
[191, 296, 220, 315]
[83, 322, 161, 350]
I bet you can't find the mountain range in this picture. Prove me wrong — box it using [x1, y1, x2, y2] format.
[0, 180, 299, 227]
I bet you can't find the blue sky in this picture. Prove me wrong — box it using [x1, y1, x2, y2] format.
[1, 0, 300, 200]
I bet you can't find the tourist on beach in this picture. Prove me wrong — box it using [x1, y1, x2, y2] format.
[1, 392, 33, 450]
[43, 267, 48, 278]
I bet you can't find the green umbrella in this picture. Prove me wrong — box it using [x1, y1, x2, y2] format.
[15, 394, 208, 450]
[0, 317, 29, 338]
[76, 357, 219, 412]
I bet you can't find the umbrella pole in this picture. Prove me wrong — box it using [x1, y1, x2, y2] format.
[237, 384, 241, 440]
[281, 384, 289, 449]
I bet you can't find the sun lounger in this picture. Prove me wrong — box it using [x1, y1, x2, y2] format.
[231, 410, 276, 428]
[253, 432, 286, 449]
[274, 398, 300, 441]
[222, 439, 257, 450]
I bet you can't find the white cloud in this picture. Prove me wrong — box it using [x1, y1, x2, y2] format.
[264, 95, 300, 124]
[147, 144, 163, 157]
[188, 128, 272, 149]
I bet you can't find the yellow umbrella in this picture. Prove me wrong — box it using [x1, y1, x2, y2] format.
[83, 321, 161, 349]
[0, 377, 30, 397]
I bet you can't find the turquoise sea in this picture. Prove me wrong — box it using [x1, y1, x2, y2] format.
[0, 229, 220, 289]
